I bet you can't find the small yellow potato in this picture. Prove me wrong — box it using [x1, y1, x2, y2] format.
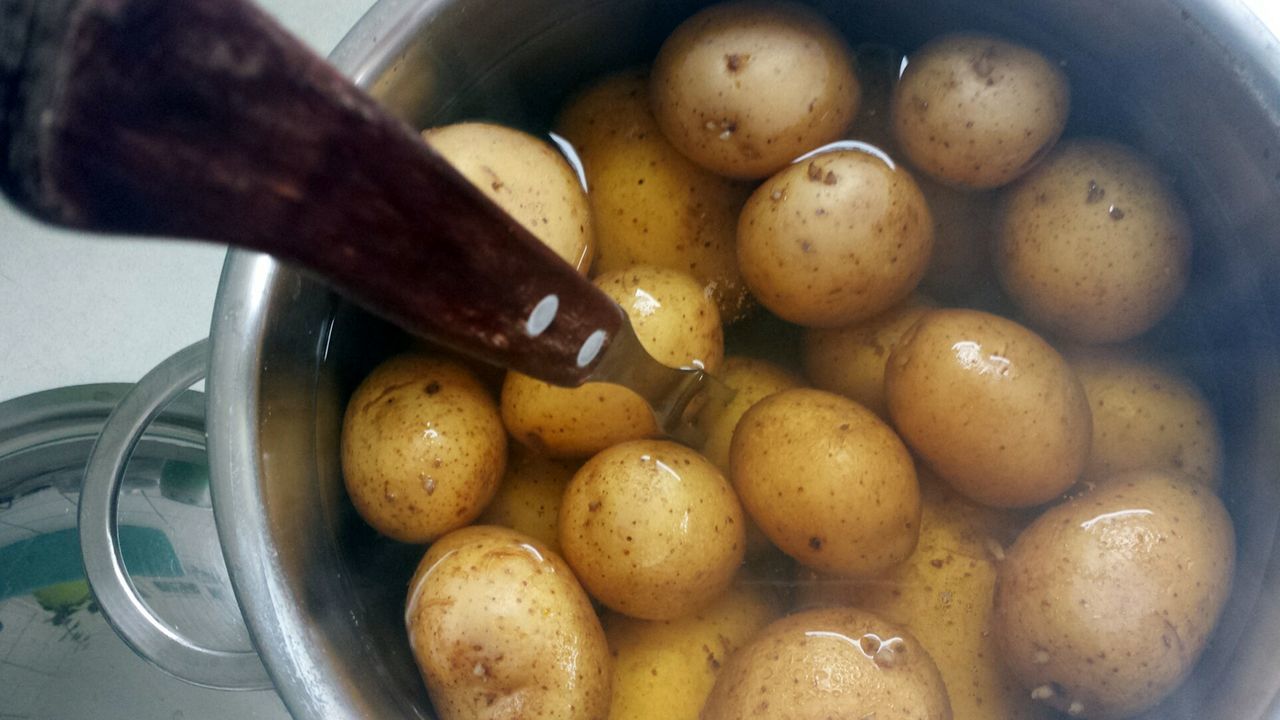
[502, 265, 723, 458]
[802, 296, 933, 418]
[695, 356, 802, 558]
[702, 607, 953, 720]
[650, 1, 860, 179]
[731, 388, 920, 577]
[603, 582, 780, 720]
[423, 122, 593, 272]
[1072, 351, 1223, 491]
[892, 34, 1070, 189]
[476, 444, 579, 552]
[995, 471, 1235, 719]
[796, 477, 1051, 720]
[555, 70, 755, 321]
[737, 149, 934, 327]
[695, 356, 803, 474]
[405, 525, 611, 720]
[559, 439, 745, 620]
[886, 309, 1092, 508]
[995, 139, 1193, 344]
[340, 355, 506, 543]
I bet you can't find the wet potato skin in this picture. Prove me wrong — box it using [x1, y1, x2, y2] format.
[555, 70, 756, 322]
[802, 295, 933, 418]
[603, 582, 780, 720]
[701, 607, 953, 720]
[423, 122, 594, 272]
[1071, 351, 1223, 491]
[737, 149, 935, 328]
[340, 354, 507, 543]
[650, 1, 860, 179]
[730, 388, 921, 577]
[995, 139, 1193, 344]
[797, 476, 1052, 720]
[694, 356, 803, 558]
[885, 309, 1092, 508]
[405, 525, 612, 720]
[477, 444, 581, 553]
[892, 33, 1070, 189]
[559, 439, 746, 620]
[994, 471, 1235, 720]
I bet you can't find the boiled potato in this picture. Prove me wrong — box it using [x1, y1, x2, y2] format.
[995, 470, 1235, 719]
[995, 139, 1193, 344]
[696, 356, 802, 473]
[476, 444, 579, 552]
[502, 265, 723, 458]
[1073, 352, 1223, 490]
[892, 34, 1069, 189]
[603, 581, 780, 720]
[886, 309, 1092, 508]
[695, 356, 802, 558]
[797, 476, 1050, 720]
[559, 439, 745, 620]
[701, 607, 953, 720]
[341, 354, 506, 543]
[731, 388, 920, 577]
[737, 149, 934, 327]
[423, 122, 593, 271]
[649, 1, 860, 179]
[802, 295, 933, 418]
[405, 525, 611, 719]
[555, 70, 755, 321]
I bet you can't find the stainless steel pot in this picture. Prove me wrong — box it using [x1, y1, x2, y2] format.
[186, 0, 1280, 717]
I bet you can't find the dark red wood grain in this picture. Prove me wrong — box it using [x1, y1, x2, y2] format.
[0, 0, 624, 386]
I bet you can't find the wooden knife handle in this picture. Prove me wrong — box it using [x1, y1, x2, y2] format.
[0, 0, 624, 387]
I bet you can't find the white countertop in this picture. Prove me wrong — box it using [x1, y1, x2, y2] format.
[4, 0, 1280, 404]
[0, 0, 378, 403]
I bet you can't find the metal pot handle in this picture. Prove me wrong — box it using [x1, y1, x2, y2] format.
[79, 339, 273, 691]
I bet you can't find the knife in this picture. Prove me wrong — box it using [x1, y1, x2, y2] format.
[0, 0, 729, 443]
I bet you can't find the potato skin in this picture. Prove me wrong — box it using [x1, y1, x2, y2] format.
[555, 70, 756, 321]
[477, 444, 579, 552]
[995, 139, 1193, 344]
[696, 356, 802, 474]
[423, 122, 593, 272]
[695, 356, 802, 558]
[1072, 352, 1223, 490]
[341, 355, 506, 543]
[603, 582, 779, 720]
[892, 34, 1069, 189]
[559, 440, 745, 620]
[796, 477, 1050, 720]
[885, 309, 1091, 508]
[731, 388, 920, 577]
[650, 1, 860, 179]
[737, 149, 934, 328]
[701, 607, 953, 720]
[405, 525, 611, 720]
[994, 471, 1235, 719]
[802, 296, 933, 418]
[502, 266, 723, 458]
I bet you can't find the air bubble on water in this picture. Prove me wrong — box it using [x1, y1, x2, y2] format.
[1031, 685, 1055, 701]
